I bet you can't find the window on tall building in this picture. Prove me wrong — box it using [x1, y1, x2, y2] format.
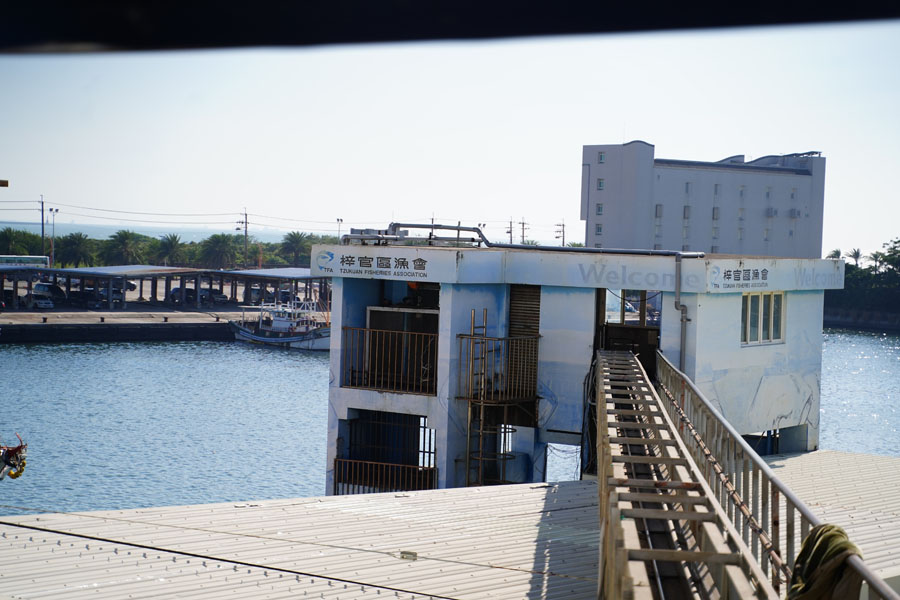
[739, 187, 745, 199]
[654, 224, 662, 238]
[594, 243, 603, 248]
[682, 244, 690, 251]
[741, 292, 784, 345]
[738, 227, 744, 240]
[764, 228, 770, 241]
[653, 244, 662, 250]
[595, 223, 603, 235]
[598, 151, 606, 163]
[655, 204, 663, 218]
[714, 183, 720, 197]
[712, 227, 719, 239]
[596, 203, 603, 216]
[683, 205, 691, 219]
[766, 187, 771, 200]
[682, 226, 690, 239]
[738, 208, 745, 221]
[712, 206, 720, 220]
[685, 182, 691, 194]
[597, 178, 604, 191]
[711, 245, 719, 253]
[791, 188, 796, 200]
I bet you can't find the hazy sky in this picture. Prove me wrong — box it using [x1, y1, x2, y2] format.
[1, 19, 898, 256]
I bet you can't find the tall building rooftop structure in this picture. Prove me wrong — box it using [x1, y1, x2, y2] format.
[581, 141, 826, 258]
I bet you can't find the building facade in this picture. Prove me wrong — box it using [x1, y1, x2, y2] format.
[581, 141, 826, 258]
[312, 239, 843, 495]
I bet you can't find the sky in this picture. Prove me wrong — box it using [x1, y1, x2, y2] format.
[1, 19, 899, 257]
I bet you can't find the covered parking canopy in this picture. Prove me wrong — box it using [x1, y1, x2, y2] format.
[1, 265, 331, 311]
[0, 264, 205, 310]
[227, 267, 330, 306]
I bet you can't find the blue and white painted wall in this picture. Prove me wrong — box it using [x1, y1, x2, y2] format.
[315, 244, 843, 490]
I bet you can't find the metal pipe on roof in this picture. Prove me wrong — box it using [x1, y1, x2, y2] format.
[384, 222, 706, 258]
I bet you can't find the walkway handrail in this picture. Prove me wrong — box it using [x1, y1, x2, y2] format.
[656, 349, 899, 599]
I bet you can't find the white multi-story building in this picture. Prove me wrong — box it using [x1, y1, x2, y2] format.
[580, 141, 826, 258]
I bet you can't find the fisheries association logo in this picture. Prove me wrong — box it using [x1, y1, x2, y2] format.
[315, 251, 335, 272]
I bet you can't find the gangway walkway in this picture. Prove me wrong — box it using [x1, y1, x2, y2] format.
[597, 349, 899, 598]
[597, 350, 776, 598]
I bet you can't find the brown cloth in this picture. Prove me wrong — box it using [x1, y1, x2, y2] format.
[787, 523, 863, 600]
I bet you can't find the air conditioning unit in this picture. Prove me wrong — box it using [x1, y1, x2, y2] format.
[788, 208, 802, 218]
[765, 207, 778, 218]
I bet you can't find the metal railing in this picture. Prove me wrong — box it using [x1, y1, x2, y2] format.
[341, 327, 438, 395]
[333, 458, 438, 495]
[656, 350, 899, 599]
[457, 334, 539, 403]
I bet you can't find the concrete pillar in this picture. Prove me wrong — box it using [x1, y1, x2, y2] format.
[151, 277, 158, 302]
[195, 274, 201, 309]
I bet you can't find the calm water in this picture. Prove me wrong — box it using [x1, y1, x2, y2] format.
[0, 329, 897, 516]
[0, 342, 329, 516]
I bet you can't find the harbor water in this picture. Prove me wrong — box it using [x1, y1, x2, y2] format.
[1, 327, 897, 516]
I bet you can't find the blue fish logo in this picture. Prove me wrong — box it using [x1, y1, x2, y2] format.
[316, 251, 335, 269]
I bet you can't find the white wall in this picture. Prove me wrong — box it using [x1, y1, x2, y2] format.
[582, 142, 826, 258]
[687, 291, 823, 450]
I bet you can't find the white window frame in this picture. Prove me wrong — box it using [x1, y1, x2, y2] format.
[595, 223, 603, 235]
[596, 202, 603, 216]
[598, 151, 606, 164]
[741, 292, 785, 346]
[597, 178, 604, 191]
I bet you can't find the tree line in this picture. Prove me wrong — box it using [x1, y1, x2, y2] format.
[0, 227, 337, 269]
[825, 239, 900, 314]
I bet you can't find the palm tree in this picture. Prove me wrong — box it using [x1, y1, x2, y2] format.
[280, 231, 310, 267]
[844, 248, 862, 267]
[522, 240, 539, 246]
[867, 251, 886, 273]
[826, 249, 841, 259]
[103, 230, 145, 264]
[0, 227, 29, 254]
[199, 233, 239, 269]
[157, 233, 185, 266]
[55, 232, 94, 267]
[566, 241, 585, 248]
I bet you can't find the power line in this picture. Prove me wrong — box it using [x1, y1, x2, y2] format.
[42, 201, 237, 217]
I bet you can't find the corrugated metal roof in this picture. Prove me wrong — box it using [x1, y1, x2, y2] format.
[0, 480, 599, 599]
[764, 450, 900, 576]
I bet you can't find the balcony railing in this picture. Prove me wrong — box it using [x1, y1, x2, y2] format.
[341, 327, 438, 395]
[656, 350, 899, 599]
[457, 334, 539, 403]
[333, 458, 438, 495]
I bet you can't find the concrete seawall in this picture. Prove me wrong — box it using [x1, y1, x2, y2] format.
[0, 310, 239, 344]
[824, 308, 900, 334]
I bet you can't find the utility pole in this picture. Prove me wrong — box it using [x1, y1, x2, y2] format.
[40, 194, 45, 257]
[555, 221, 566, 246]
[49, 208, 59, 266]
[506, 219, 514, 244]
[236, 209, 249, 267]
[518, 217, 528, 244]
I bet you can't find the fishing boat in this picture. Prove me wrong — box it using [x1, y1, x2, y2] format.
[229, 299, 330, 351]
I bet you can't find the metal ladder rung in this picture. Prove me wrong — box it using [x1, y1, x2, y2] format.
[608, 477, 703, 490]
[611, 455, 688, 466]
[621, 507, 717, 522]
[617, 492, 709, 506]
[608, 436, 677, 446]
[627, 549, 742, 565]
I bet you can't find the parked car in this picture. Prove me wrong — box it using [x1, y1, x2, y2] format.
[33, 283, 67, 304]
[23, 293, 54, 309]
[168, 287, 197, 305]
[209, 291, 229, 304]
